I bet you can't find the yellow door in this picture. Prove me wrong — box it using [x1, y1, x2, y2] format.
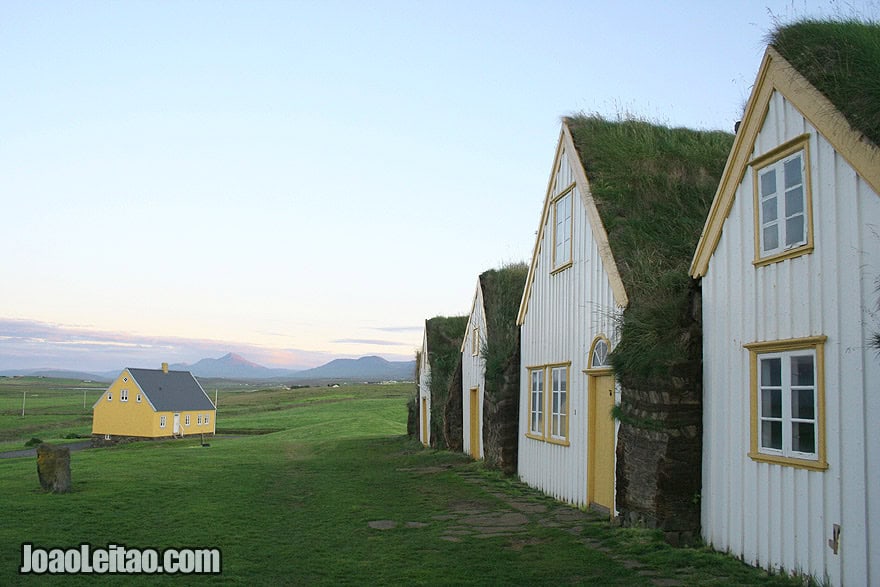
[469, 388, 480, 459]
[588, 374, 615, 512]
[421, 398, 428, 446]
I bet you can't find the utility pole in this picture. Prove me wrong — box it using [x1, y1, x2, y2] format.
[21, 390, 26, 417]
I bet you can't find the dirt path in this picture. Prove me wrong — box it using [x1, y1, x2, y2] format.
[0, 440, 92, 460]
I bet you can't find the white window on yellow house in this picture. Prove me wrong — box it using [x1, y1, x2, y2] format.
[753, 136, 812, 265]
[107, 392, 112, 401]
[120, 389, 128, 402]
[472, 326, 480, 357]
[552, 189, 573, 271]
[204, 414, 210, 426]
[745, 336, 827, 470]
[160, 415, 166, 428]
[185, 415, 191, 426]
[136, 393, 142, 403]
[528, 368, 544, 437]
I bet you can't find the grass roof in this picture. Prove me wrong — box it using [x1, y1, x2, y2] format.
[479, 263, 528, 400]
[425, 315, 468, 447]
[565, 115, 733, 384]
[770, 19, 880, 148]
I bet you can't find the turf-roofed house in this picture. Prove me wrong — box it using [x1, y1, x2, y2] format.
[517, 115, 732, 534]
[459, 265, 527, 472]
[690, 20, 880, 585]
[416, 315, 468, 448]
[92, 363, 217, 445]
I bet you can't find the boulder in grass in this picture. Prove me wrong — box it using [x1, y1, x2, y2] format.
[36, 444, 71, 493]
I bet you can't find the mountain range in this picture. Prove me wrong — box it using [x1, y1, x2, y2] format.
[0, 353, 416, 383]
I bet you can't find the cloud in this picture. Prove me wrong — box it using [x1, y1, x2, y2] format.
[369, 325, 423, 333]
[331, 338, 410, 347]
[0, 318, 335, 372]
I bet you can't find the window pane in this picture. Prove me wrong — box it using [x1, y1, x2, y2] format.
[592, 339, 609, 367]
[791, 388, 815, 420]
[760, 169, 777, 197]
[762, 388, 782, 418]
[785, 186, 804, 216]
[790, 355, 814, 386]
[762, 420, 783, 450]
[785, 215, 805, 247]
[558, 414, 566, 436]
[792, 422, 816, 454]
[552, 393, 559, 413]
[760, 357, 782, 386]
[763, 225, 779, 251]
[762, 196, 778, 222]
[784, 155, 802, 188]
[559, 391, 566, 413]
[559, 370, 566, 392]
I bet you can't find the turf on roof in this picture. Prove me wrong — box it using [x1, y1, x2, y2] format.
[480, 263, 528, 402]
[425, 315, 468, 448]
[770, 18, 880, 149]
[564, 115, 734, 385]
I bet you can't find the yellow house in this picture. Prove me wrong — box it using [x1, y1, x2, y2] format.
[92, 363, 216, 444]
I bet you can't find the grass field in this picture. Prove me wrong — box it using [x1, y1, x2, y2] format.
[0, 377, 805, 585]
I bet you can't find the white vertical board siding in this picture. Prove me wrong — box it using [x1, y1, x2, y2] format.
[701, 89, 880, 585]
[418, 330, 431, 446]
[462, 282, 487, 458]
[518, 144, 621, 507]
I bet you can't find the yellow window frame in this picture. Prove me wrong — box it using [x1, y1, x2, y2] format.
[551, 183, 575, 274]
[751, 134, 814, 267]
[524, 362, 571, 446]
[744, 335, 827, 471]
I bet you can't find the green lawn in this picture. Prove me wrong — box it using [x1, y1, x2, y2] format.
[0, 378, 805, 585]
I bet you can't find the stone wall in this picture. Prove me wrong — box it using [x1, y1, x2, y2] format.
[443, 357, 464, 452]
[482, 332, 520, 475]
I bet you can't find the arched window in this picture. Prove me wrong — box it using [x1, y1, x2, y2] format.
[589, 335, 611, 370]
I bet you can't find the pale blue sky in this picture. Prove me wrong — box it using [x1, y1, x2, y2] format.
[1, 0, 875, 371]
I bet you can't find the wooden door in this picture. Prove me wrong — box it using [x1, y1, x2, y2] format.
[469, 388, 480, 459]
[588, 374, 615, 512]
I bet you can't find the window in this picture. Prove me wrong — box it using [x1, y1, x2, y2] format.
[550, 366, 568, 441]
[204, 414, 210, 426]
[472, 326, 480, 357]
[752, 135, 813, 265]
[528, 368, 544, 437]
[105, 434, 111, 440]
[197, 415, 202, 425]
[120, 389, 128, 402]
[589, 336, 611, 370]
[185, 415, 191, 426]
[160, 415, 166, 428]
[136, 393, 142, 403]
[552, 188, 573, 270]
[107, 392, 112, 401]
[526, 363, 571, 444]
[745, 336, 827, 470]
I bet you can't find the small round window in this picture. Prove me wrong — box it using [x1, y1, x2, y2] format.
[590, 337, 610, 369]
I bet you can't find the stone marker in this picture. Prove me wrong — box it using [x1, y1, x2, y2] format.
[36, 444, 71, 493]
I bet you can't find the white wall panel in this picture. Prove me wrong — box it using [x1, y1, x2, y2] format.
[701, 89, 880, 585]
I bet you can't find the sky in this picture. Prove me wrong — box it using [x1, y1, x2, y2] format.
[1, 0, 876, 373]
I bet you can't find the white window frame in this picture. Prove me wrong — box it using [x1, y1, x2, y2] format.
[528, 368, 544, 437]
[185, 415, 191, 426]
[549, 365, 568, 442]
[160, 415, 166, 429]
[120, 389, 128, 402]
[107, 392, 112, 401]
[204, 414, 210, 426]
[552, 187, 573, 271]
[751, 135, 813, 266]
[136, 393, 142, 403]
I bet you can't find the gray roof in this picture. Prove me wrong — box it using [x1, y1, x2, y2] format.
[127, 368, 215, 412]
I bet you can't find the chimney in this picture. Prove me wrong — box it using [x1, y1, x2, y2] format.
[162, 362, 169, 374]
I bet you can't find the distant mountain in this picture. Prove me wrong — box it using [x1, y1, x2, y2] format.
[290, 355, 415, 382]
[0, 368, 112, 382]
[172, 353, 297, 379]
[1, 353, 416, 383]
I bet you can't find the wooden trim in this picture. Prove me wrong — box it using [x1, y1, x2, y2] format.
[748, 133, 810, 168]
